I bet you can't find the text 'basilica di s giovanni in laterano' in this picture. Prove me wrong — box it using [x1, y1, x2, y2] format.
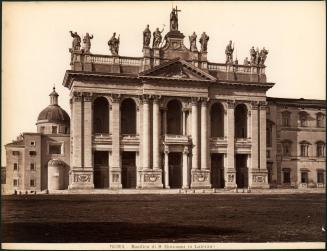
[3, 8, 325, 194]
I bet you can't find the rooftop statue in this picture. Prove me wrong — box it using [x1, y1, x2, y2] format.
[108, 32, 120, 56]
[170, 6, 181, 31]
[83, 33, 93, 53]
[259, 47, 269, 66]
[153, 27, 164, 48]
[243, 57, 250, 66]
[143, 25, 151, 47]
[225, 40, 234, 64]
[255, 47, 260, 65]
[199, 32, 209, 53]
[250, 46, 256, 65]
[70, 31, 81, 51]
[189, 32, 198, 52]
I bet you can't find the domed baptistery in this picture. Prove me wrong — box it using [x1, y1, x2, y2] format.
[36, 87, 70, 134]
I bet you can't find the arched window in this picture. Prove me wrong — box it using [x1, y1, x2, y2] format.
[121, 98, 137, 134]
[167, 100, 182, 135]
[299, 141, 310, 157]
[282, 140, 292, 157]
[316, 141, 325, 157]
[93, 97, 109, 134]
[281, 111, 291, 127]
[316, 113, 325, 128]
[299, 111, 308, 127]
[235, 104, 247, 138]
[210, 102, 224, 137]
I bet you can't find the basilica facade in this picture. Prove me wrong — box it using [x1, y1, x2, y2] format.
[2, 9, 325, 193]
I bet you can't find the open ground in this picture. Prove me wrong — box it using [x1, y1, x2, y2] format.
[1, 193, 325, 243]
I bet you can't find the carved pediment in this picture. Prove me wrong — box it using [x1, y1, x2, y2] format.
[139, 58, 216, 81]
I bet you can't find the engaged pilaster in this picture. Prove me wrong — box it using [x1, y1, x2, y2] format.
[191, 98, 199, 170]
[152, 96, 161, 170]
[142, 95, 151, 170]
[164, 145, 170, 188]
[182, 146, 189, 189]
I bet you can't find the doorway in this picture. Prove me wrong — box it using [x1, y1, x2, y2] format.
[235, 154, 248, 188]
[122, 152, 136, 188]
[211, 153, 224, 188]
[94, 151, 109, 188]
[169, 152, 182, 188]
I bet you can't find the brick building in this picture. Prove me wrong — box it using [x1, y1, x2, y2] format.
[2, 9, 325, 193]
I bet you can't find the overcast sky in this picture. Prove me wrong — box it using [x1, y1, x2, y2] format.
[2, 1, 325, 165]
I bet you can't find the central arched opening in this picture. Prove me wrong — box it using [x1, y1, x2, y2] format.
[167, 99, 182, 135]
[210, 102, 224, 137]
[235, 104, 248, 138]
[93, 97, 109, 134]
[121, 98, 137, 135]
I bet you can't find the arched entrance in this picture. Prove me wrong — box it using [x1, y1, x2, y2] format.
[167, 100, 182, 135]
[93, 97, 109, 134]
[235, 104, 248, 138]
[121, 98, 136, 134]
[210, 102, 224, 137]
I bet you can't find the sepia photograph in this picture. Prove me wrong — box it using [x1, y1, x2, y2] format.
[1, 1, 325, 249]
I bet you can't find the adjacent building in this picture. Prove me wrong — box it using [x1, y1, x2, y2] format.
[2, 9, 325, 194]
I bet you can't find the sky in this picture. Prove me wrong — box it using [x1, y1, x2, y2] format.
[2, 1, 325, 166]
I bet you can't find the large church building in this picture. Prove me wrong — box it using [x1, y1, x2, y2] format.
[2, 9, 325, 194]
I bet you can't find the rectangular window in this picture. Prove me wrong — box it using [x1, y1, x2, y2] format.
[49, 144, 62, 154]
[283, 170, 290, 184]
[13, 179, 18, 187]
[29, 151, 37, 156]
[52, 126, 57, 134]
[317, 171, 324, 184]
[300, 145, 308, 157]
[283, 143, 290, 156]
[267, 150, 271, 158]
[12, 151, 20, 156]
[13, 163, 18, 171]
[30, 141, 36, 146]
[30, 163, 35, 171]
[301, 172, 308, 183]
[30, 179, 35, 187]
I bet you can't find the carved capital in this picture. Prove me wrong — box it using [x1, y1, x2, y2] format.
[191, 97, 200, 105]
[152, 95, 161, 104]
[141, 94, 151, 104]
[83, 92, 93, 102]
[111, 94, 121, 103]
[259, 101, 268, 110]
[183, 146, 189, 155]
[73, 92, 82, 102]
[227, 100, 235, 109]
[201, 97, 209, 106]
[251, 101, 259, 110]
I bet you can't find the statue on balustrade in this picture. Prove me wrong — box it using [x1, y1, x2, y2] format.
[225, 40, 234, 64]
[70, 31, 81, 51]
[143, 25, 151, 47]
[153, 27, 164, 48]
[199, 32, 209, 53]
[170, 6, 181, 31]
[82, 33, 93, 53]
[243, 57, 250, 66]
[259, 47, 269, 66]
[108, 32, 120, 56]
[250, 46, 256, 64]
[255, 47, 260, 65]
[189, 32, 198, 52]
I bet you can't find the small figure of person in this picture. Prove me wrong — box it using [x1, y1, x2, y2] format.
[83, 33, 93, 53]
[189, 32, 197, 52]
[199, 32, 209, 53]
[143, 25, 151, 47]
[70, 31, 81, 51]
[152, 27, 164, 48]
[259, 47, 269, 66]
[250, 46, 256, 65]
[108, 32, 120, 56]
[225, 40, 234, 64]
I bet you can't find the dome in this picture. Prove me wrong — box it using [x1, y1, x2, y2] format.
[37, 105, 70, 125]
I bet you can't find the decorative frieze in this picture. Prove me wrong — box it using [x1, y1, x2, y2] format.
[73, 174, 91, 183]
[144, 174, 160, 182]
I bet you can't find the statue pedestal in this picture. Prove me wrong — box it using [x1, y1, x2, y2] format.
[190, 169, 211, 189]
[68, 168, 94, 190]
[199, 52, 208, 71]
[224, 168, 237, 189]
[112, 56, 120, 73]
[142, 47, 151, 71]
[153, 48, 160, 66]
[191, 51, 199, 67]
[249, 169, 269, 189]
[140, 169, 163, 189]
[109, 167, 122, 189]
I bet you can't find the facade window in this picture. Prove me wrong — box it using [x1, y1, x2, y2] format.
[13, 179, 18, 187]
[299, 112, 308, 127]
[267, 150, 271, 158]
[30, 141, 36, 146]
[29, 151, 37, 156]
[316, 113, 325, 128]
[282, 141, 291, 156]
[30, 179, 35, 187]
[283, 169, 291, 184]
[49, 143, 63, 154]
[30, 163, 35, 171]
[317, 171, 325, 184]
[301, 172, 309, 184]
[316, 142, 325, 157]
[281, 111, 290, 127]
[266, 124, 272, 147]
[52, 126, 57, 134]
[300, 142, 309, 157]
[13, 163, 18, 171]
[12, 151, 20, 156]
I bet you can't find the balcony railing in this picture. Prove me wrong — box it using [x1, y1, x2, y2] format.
[164, 134, 190, 144]
[208, 62, 265, 74]
[93, 133, 112, 144]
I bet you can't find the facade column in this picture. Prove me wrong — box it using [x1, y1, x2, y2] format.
[83, 93, 93, 169]
[259, 101, 269, 188]
[152, 96, 160, 170]
[225, 100, 237, 188]
[182, 146, 189, 188]
[191, 98, 199, 170]
[249, 101, 259, 189]
[162, 108, 167, 135]
[142, 95, 151, 170]
[201, 99, 208, 170]
[164, 146, 170, 188]
[110, 94, 122, 188]
[182, 108, 186, 135]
